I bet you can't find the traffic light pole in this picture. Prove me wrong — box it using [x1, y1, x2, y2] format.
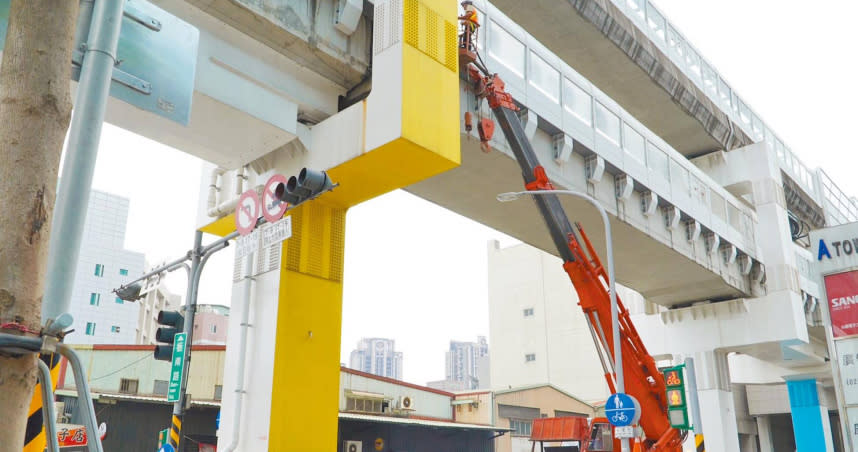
[167, 230, 229, 450]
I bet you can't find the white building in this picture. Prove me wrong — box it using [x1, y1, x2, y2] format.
[135, 280, 181, 345]
[488, 240, 648, 404]
[67, 190, 145, 345]
[349, 338, 403, 380]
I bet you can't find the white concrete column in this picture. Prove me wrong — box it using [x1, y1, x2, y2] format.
[694, 351, 741, 452]
[756, 416, 773, 452]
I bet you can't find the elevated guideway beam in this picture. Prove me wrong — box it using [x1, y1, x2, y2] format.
[486, 0, 858, 238]
[409, 2, 765, 307]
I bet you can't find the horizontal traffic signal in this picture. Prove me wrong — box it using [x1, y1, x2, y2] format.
[275, 168, 334, 206]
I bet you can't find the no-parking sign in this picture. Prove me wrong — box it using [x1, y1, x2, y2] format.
[262, 174, 289, 222]
[235, 189, 260, 236]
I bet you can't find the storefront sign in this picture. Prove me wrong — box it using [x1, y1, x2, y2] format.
[825, 271, 858, 338]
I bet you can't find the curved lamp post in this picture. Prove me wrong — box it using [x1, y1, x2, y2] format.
[497, 189, 627, 449]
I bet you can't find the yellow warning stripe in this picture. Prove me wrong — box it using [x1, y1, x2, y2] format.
[170, 415, 182, 445]
[23, 353, 61, 452]
[695, 433, 705, 452]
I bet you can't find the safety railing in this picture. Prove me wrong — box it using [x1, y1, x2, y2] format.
[474, 1, 758, 256]
[0, 331, 104, 452]
[609, 0, 858, 227]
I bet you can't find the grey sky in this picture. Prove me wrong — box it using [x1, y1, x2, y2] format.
[83, 0, 857, 386]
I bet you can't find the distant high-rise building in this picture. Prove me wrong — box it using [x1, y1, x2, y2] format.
[349, 338, 403, 380]
[428, 336, 490, 391]
[67, 190, 145, 344]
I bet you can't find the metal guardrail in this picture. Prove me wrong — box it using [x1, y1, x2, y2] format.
[610, 0, 858, 227]
[476, 2, 758, 257]
[0, 333, 104, 452]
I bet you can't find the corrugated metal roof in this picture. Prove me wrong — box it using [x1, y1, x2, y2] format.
[56, 390, 221, 407]
[493, 383, 595, 407]
[339, 412, 510, 432]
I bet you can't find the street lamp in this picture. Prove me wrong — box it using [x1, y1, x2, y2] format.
[497, 189, 627, 447]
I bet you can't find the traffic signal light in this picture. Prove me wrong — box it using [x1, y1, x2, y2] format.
[275, 168, 334, 206]
[662, 365, 690, 430]
[154, 310, 184, 361]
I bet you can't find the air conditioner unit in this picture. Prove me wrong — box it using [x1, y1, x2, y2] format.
[399, 395, 415, 411]
[343, 440, 362, 452]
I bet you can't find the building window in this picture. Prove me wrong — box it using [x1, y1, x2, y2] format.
[153, 379, 168, 396]
[510, 419, 532, 436]
[209, 324, 217, 334]
[89, 293, 100, 306]
[119, 268, 128, 276]
[119, 378, 139, 394]
[85, 322, 96, 336]
[94, 264, 104, 277]
[345, 397, 383, 414]
[115, 297, 123, 304]
[110, 326, 120, 333]
[523, 308, 534, 317]
[214, 385, 223, 400]
[525, 353, 536, 362]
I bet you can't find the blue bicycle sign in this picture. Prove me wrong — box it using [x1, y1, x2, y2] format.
[605, 393, 640, 427]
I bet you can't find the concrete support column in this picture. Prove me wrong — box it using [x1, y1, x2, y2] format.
[694, 351, 741, 452]
[756, 415, 774, 452]
[786, 379, 835, 452]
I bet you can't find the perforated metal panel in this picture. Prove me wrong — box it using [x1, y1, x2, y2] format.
[283, 206, 346, 282]
[403, 0, 457, 72]
[374, 0, 402, 55]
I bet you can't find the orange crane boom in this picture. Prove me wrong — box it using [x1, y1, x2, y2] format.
[459, 7, 683, 450]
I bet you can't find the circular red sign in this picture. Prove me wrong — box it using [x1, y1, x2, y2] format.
[262, 174, 289, 222]
[235, 189, 260, 236]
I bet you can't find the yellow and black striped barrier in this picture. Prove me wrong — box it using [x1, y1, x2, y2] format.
[169, 414, 182, 447]
[22, 353, 61, 452]
[695, 433, 705, 452]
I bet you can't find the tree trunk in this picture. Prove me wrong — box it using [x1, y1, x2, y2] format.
[0, 1, 79, 451]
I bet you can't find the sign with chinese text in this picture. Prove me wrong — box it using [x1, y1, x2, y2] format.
[57, 424, 87, 447]
[824, 271, 858, 338]
[167, 332, 187, 402]
[837, 338, 858, 405]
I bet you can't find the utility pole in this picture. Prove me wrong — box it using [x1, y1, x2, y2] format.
[0, 1, 79, 450]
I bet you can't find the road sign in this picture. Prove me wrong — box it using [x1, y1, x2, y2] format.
[614, 425, 635, 439]
[235, 229, 259, 260]
[159, 444, 176, 452]
[262, 174, 289, 222]
[605, 393, 640, 427]
[261, 216, 293, 248]
[167, 332, 187, 402]
[235, 189, 260, 236]
[0, 0, 198, 125]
